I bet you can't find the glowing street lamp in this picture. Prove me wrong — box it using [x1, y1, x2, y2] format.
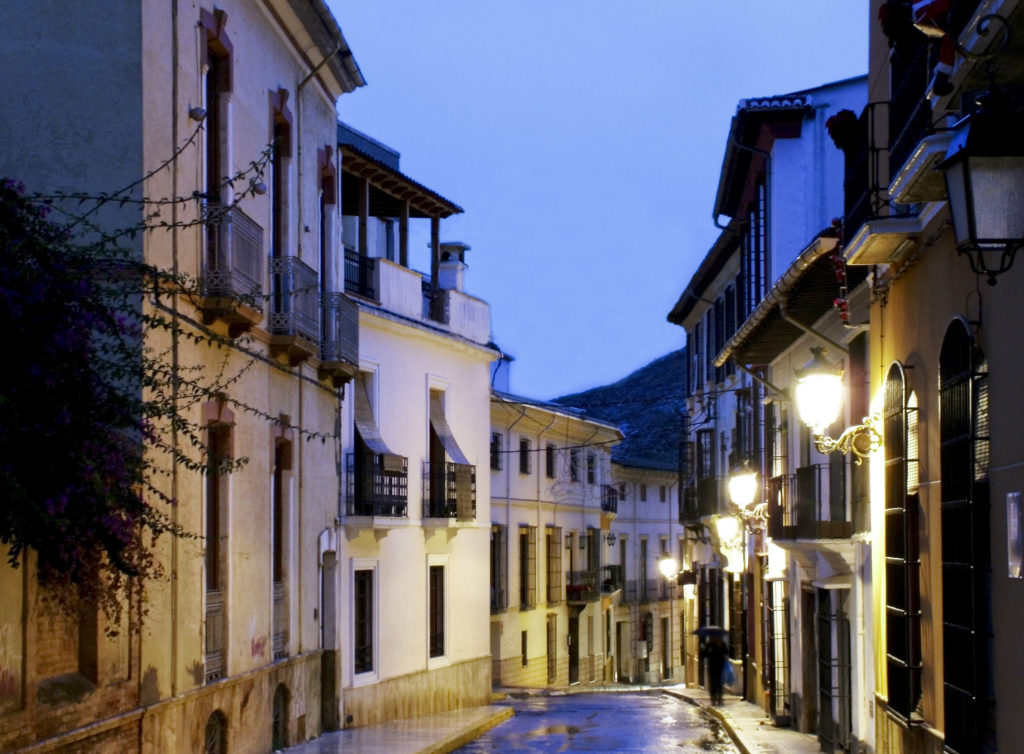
[794, 347, 844, 436]
[728, 468, 758, 510]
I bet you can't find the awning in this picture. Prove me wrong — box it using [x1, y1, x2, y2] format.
[429, 392, 470, 465]
[354, 377, 404, 472]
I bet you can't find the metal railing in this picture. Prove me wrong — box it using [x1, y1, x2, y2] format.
[201, 203, 264, 311]
[422, 281, 449, 324]
[566, 570, 599, 602]
[601, 485, 618, 513]
[422, 462, 476, 519]
[639, 577, 665, 603]
[623, 579, 639, 604]
[768, 464, 851, 541]
[269, 255, 319, 343]
[320, 292, 359, 367]
[204, 588, 225, 683]
[601, 564, 622, 594]
[272, 581, 287, 659]
[697, 477, 723, 518]
[346, 453, 408, 517]
[344, 248, 376, 299]
[490, 587, 506, 613]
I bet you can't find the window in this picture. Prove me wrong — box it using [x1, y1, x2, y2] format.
[545, 444, 556, 478]
[659, 485, 667, 503]
[490, 432, 503, 471]
[704, 309, 715, 382]
[586, 453, 596, 484]
[618, 482, 626, 500]
[354, 569, 374, 674]
[490, 525, 507, 611]
[521, 631, 528, 666]
[204, 709, 228, 754]
[429, 565, 445, 658]
[200, 8, 232, 208]
[204, 399, 233, 684]
[939, 320, 993, 752]
[520, 438, 532, 475]
[519, 526, 537, 608]
[883, 362, 920, 720]
[269, 88, 293, 259]
[272, 428, 292, 660]
[546, 527, 562, 603]
[569, 449, 580, 482]
[639, 483, 647, 502]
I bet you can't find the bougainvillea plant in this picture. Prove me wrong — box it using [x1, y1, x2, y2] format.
[0, 178, 186, 625]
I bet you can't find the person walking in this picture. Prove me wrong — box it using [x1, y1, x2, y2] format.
[700, 634, 730, 705]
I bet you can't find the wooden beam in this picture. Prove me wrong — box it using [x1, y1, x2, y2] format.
[400, 199, 410, 268]
[358, 175, 369, 256]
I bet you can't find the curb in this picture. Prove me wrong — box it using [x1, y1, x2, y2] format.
[661, 689, 750, 754]
[417, 706, 514, 754]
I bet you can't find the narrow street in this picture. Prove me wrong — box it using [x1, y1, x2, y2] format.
[455, 691, 739, 753]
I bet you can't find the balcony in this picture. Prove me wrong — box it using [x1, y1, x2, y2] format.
[422, 280, 449, 324]
[344, 248, 376, 300]
[622, 579, 639, 604]
[345, 452, 408, 518]
[198, 204, 264, 336]
[268, 255, 319, 365]
[639, 577, 667, 603]
[423, 462, 476, 521]
[319, 292, 359, 387]
[767, 464, 851, 543]
[601, 485, 618, 514]
[600, 564, 623, 594]
[566, 570, 599, 603]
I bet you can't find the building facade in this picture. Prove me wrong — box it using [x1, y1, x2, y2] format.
[668, 76, 867, 748]
[337, 124, 496, 726]
[0, 1, 363, 751]
[489, 392, 622, 688]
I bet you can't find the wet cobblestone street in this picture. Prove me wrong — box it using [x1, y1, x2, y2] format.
[455, 691, 740, 753]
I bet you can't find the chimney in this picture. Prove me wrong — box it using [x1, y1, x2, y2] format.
[438, 242, 470, 292]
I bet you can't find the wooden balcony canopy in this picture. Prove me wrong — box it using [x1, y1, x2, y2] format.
[714, 231, 868, 368]
[340, 145, 463, 220]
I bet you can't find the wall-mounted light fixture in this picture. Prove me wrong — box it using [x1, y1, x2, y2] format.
[939, 98, 1024, 285]
[605, 531, 617, 546]
[795, 347, 879, 461]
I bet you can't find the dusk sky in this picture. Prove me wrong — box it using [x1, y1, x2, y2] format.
[328, 2, 868, 400]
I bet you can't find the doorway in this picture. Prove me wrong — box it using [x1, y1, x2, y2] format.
[568, 614, 580, 684]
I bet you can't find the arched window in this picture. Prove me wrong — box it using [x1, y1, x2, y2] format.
[939, 319, 993, 753]
[204, 710, 227, 754]
[883, 361, 921, 719]
[271, 684, 289, 750]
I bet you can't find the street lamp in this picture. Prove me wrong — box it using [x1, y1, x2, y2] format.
[658, 554, 681, 581]
[727, 467, 758, 510]
[794, 347, 879, 461]
[939, 102, 1024, 285]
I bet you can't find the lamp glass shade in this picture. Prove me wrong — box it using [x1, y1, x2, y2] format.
[715, 515, 740, 543]
[795, 371, 843, 434]
[657, 555, 679, 581]
[728, 470, 758, 508]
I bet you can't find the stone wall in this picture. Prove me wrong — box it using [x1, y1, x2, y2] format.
[343, 656, 490, 728]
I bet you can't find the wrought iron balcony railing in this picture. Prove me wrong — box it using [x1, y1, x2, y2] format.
[601, 564, 623, 594]
[344, 248, 376, 300]
[423, 462, 476, 520]
[200, 203, 264, 333]
[490, 586, 507, 613]
[346, 452, 408, 517]
[319, 292, 359, 384]
[269, 255, 319, 344]
[566, 569, 599, 602]
[601, 484, 618, 513]
[422, 281, 449, 324]
[768, 463, 851, 542]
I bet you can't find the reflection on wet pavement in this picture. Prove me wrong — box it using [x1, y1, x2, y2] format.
[455, 691, 739, 753]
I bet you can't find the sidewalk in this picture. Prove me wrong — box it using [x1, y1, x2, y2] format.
[281, 704, 512, 754]
[283, 685, 819, 754]
[663, 685, 821, 754]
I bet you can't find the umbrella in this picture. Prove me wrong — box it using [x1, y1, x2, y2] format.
[692, 625, 728, 638]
